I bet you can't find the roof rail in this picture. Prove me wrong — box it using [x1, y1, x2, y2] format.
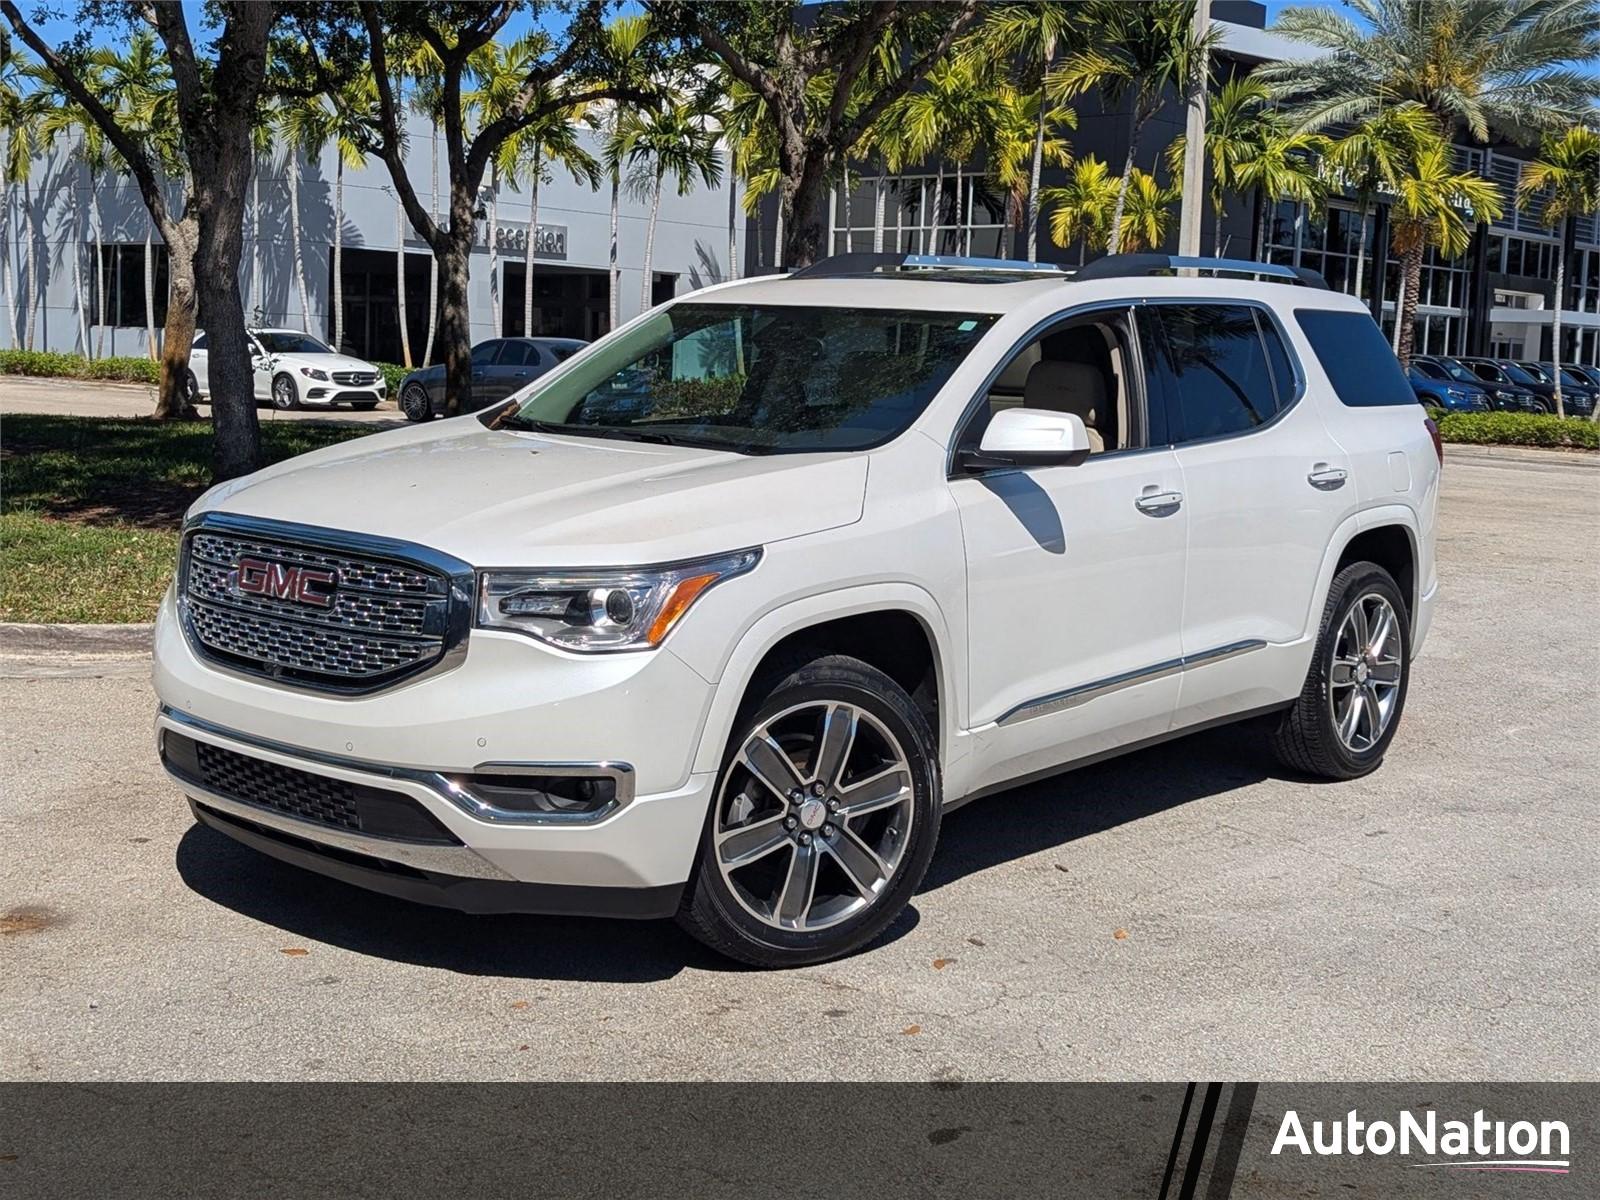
[789, 252, 1068, 280]
[1072, 253, 1330, 289]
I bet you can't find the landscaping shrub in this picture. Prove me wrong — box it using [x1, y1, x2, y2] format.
[373, 362, 411, 393]
[1436, 411, 1598, 450]
[0, 349, 160, 385]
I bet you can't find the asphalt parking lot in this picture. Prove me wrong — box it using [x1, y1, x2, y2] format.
[2, 447, 1596, 1082]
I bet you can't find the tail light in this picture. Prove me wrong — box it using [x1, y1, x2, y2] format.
[1424, 417, 1443, 465]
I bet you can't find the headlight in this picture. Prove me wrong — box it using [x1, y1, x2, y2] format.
[477, 548, 761, 652]
[299, 367, 329, 381]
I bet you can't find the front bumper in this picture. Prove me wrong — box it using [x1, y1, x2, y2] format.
[301, 383, 387, 406]
[153, 587, 720, 904]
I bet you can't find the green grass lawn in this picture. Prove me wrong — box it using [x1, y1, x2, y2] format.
[2, 415, 378, 623]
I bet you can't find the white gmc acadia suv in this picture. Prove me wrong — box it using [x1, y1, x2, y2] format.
[153, 253, 1440, 967]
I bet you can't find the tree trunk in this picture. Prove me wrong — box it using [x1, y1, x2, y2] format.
[840, 166, 851, 253]
[250, 166, 261, 322]
[0, 151, 10, 350]
[423, 126, 439, 366]
[71, 183, 89, 355]
[640, 172, 661, 311]
[772, 202, 784, 270]
[1551, 237, 1565, 418]
[92, 174, 105, 359]
[1027, 76, 1046, 260]
[154, 222, 200, 420]
[288, 152, 311, 333]
[438, 233, 473, 416]
[524, 157, 539, 335]
[1394, 237, 1424, 368]
[396, 190, 412, 367]
[1107, 111, 1142, 257]
[143, 228, 157, 359]
[873, 171, 886, 253]
[1256, 187, 1269, 264]
[332, 154, 345, 350]
[1212, 195, 1226, 258]
[608, 167, 620, 329]
[488, 162, 500, 333]
[726, 150, 739, 279]
[780, 159, 830, 269]
[953, 160, 964, 255]
[24, 183, 38, 350]
[927, 163, 944, 252]
[1352, 197, 1370, 301]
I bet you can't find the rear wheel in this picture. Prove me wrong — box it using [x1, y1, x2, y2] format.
[1273, 563, 1410, 780]
[183, 369, 201, 408]
[400, 383, 433, 422]
[271, 373, 299, 411]
[677, 654, 941, 967]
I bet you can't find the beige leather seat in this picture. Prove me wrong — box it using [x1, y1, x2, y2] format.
[1023, 360, 1106, 453]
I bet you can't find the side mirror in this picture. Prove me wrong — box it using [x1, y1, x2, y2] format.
[958, 407, 1092, 473]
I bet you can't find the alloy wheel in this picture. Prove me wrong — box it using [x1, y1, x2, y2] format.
[1329, 592, 1403, 753]
[272, 376, 295, 409]
[402, 384, 430, 421]
[713, 701, 915, 932]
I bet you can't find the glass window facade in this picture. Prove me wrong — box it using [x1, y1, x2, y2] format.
[830, 175, 1010, 257]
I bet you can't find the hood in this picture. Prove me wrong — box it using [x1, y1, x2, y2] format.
[276, 353, 379, 373]
[193, 418, 869, 566]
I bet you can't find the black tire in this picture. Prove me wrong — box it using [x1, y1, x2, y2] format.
[184, 369, 201, 408]
[400, 383, 434, 422]
[351, 400, 379, 411]
[677, 652, 941, 968]
[271, 373, 300, 410]
[1272, 562, 1411, 780]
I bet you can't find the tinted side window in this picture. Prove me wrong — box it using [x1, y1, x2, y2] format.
[1155, 304, 1280, 441]
[1293, 309, 1413, 407]
[498, 341, 535, 366]
[471, 341, 502, 367]
[1257, 312, 1298, 412]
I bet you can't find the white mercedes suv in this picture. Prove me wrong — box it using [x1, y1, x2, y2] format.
[153, 253, 1440, 967]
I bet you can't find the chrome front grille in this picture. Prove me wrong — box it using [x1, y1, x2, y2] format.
[179, 518, 469, 693]
[332, 370, 378, 386]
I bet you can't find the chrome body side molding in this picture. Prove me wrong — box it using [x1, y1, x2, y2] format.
[996, 639, 1268, 727]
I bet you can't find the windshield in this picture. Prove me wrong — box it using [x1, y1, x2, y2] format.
[1415, 361, 1447, 380]
[1502, 362, 1541, 385]
[1517, 363, 1551, 382]
[256, 331, 334, 355]
[1437, 358, 1480, 383]
[483, 303, 996, 454]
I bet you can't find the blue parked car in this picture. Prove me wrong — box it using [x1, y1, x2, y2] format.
[1408, 358, 1490, 412]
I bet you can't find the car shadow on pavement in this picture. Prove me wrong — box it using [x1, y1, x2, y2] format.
[174, 822, 920, 980]
[920, 716, 1286, 894]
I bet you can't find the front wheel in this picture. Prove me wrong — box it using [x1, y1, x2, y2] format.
[400, 383, 433, 422]
[1272, 562, 1411, 780]
[271, 373, 300, 411]
[677, 654, 941, 967]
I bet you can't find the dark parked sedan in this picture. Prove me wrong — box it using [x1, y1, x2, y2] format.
[1454, 357, 1556, 413]
[1566, 363, 1600, 392]
[398, 336, 588, 421]
[1525, 362, 1598, 417]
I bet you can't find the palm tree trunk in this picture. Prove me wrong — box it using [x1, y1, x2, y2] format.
[250, 166, 262, 323]
[333, 155, 345, 350]
[143, 227, 156, 360]
[608, 167, 620, 329]
[928, 163, 944, 252]
[423, 126, 439, 365]
[1212, 194, 1226, 258]
[92, 174, 105, 359]
[1107, 112, 1142, 257]
[1395, 238, 1424, 368]
[873, 171, 886, 253]
[641, 173, 662, 311]
[0, 151, 10, 350]
[72, 169, 89, 356]
[525, 159, 540, 335]
[1552, 238, 1565, 418]
[953, 160, 964, 254]
[1027, 75, 1046, 260]
[488, 162, 500, 333]
[1352, 198, 1370, 301]
[840, 167, 851, 252]
[1256, 187, 1269, 264]
[288, 152, 311, 333]
[396, 190, 412, 367]
[772, 200, 784, 270]
[726, 150, 739, 279]
[25, 182, 38, 351]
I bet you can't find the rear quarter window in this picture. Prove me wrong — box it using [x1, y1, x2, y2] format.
[1294, 308, 1413, 407]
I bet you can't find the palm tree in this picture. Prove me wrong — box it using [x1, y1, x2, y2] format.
[1116, 168, 1181, 253]
[0, 47, 52, 351]
[38, 56, 114, 356]
[1516, 127, 1600, 418]
[895, 56, 998, 254]
[1321, 102, 1438, 300]
[1050, 0, 1218, 254]
[1044, 156, 1120, 263]
[600, 14, 652, 328]
[1165, 76, 1290, 258]
[624, 100, 722, 311]
[1260, 0, 1599, 145]
[1229, 123, 1326, 266]
[513, 108, 598, 335]
[972, 2, 1079, 258]
[986, 83, 1074, 259]
[1388, 138, 1504, 367]
[274, 100, 314, 334]
[405, 41, 444, 364]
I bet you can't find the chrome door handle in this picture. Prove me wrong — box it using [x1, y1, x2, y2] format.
[1307, 465, 1348, 490]
[1134, 490, 1183, 516]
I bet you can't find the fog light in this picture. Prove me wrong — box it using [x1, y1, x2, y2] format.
[458, 773, 618, 817]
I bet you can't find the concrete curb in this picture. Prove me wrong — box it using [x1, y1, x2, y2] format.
[0, 623, 153, 654]
[1442, 443, 1599, 468]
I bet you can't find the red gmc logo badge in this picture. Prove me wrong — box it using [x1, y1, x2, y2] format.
[235, 556, 338, 608]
